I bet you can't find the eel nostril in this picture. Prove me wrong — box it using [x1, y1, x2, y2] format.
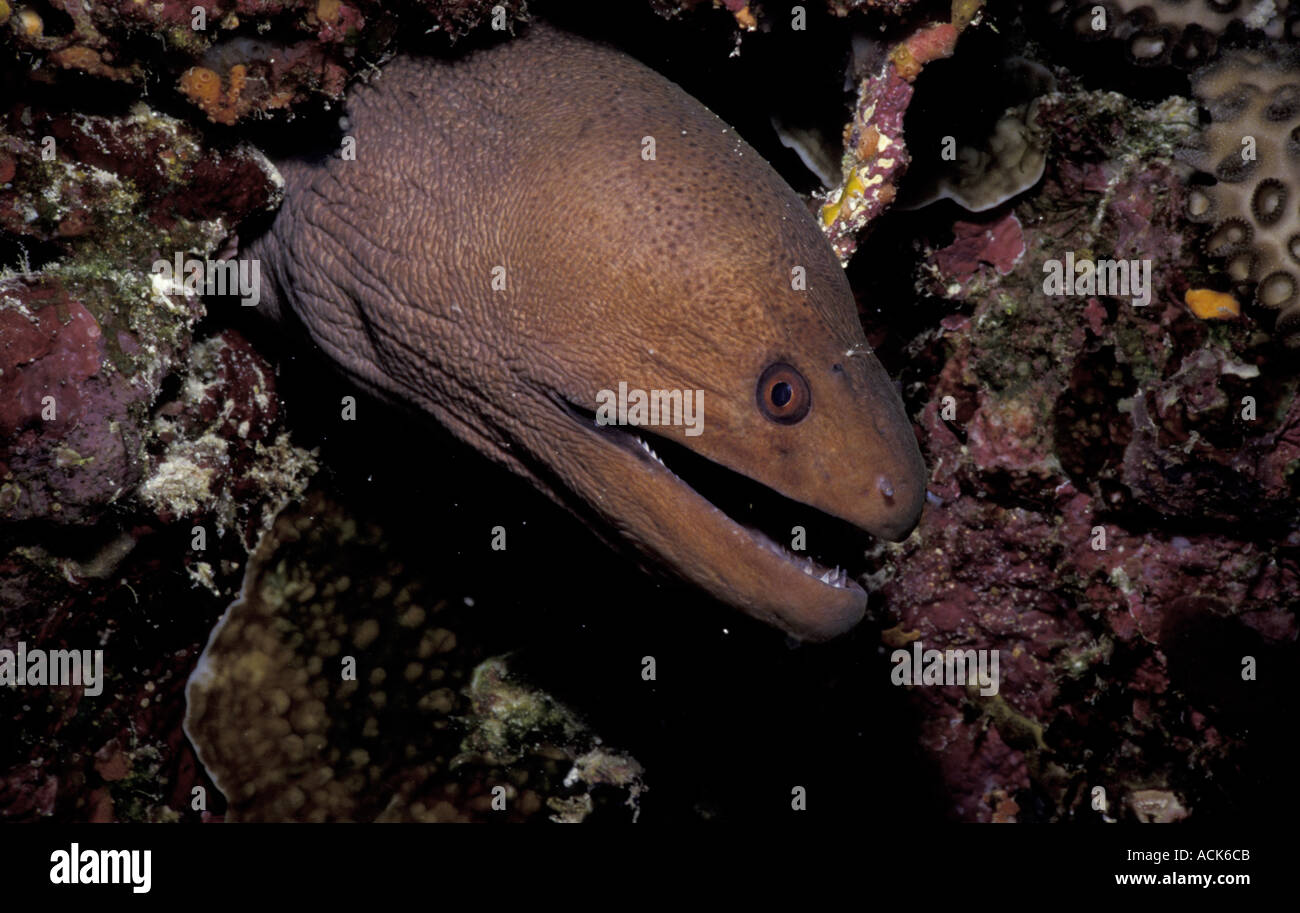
[877, 474, 895, 500]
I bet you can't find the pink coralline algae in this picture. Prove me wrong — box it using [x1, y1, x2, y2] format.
[0, 280, 138, 524]
[932, 212, 1027, 286]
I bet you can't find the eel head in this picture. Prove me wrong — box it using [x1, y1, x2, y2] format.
[503, 77, 927, 640]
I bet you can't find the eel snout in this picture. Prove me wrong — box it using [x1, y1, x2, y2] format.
[541, 324, 927, 641]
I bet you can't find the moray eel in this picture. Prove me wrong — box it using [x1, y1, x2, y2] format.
[249, 23, 926, 641]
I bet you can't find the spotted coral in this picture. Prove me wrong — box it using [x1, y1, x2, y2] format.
[184, 493, 645, 822]
[1180, 47, 1300, 344]
[1047, 0, 1291, 69]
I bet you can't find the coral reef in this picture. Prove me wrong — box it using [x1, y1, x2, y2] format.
[0, 30, 315, 822]
[2, 1, 527, 125]
[0, 320, 317, 821]
[864, 70, 1298, 820]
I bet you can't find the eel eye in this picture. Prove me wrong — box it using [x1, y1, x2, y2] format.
[756, 362, 811, 424]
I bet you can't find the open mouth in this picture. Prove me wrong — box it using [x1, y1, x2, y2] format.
[554, 397, 873, 594]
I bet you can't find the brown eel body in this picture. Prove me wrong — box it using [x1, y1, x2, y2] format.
[248, 23, 927, 641]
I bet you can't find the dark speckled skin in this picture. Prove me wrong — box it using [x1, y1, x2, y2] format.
[249, 23, 926, 640]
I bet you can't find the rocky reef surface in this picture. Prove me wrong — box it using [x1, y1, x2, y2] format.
[2, 0, 1296, 822]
